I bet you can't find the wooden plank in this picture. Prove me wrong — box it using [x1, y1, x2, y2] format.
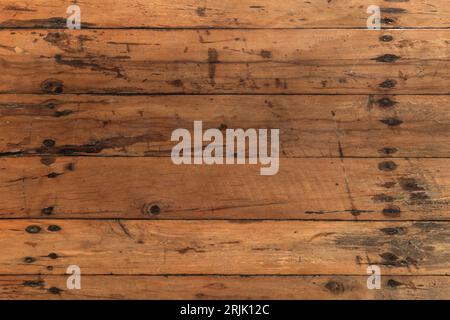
[0, 220, 448, 275]
[1, 94, 450, 158]
[2, 275, 449, 300]
[1, 29, 450, 94]
[1, 0, 450, 29]
[2, 157, 450, 220]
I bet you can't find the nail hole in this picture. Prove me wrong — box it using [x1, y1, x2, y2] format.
[41, 207, 54, 215]
[149, 205, 161, 215]
[47, 225, 61, 232]
[48, 253, 59, 259]
[26, 225, 41, 234]
[23, 257, 36, 263]
[380, 35, 393, 42]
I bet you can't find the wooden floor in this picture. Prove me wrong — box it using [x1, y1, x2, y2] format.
[1, 0, 450, 300]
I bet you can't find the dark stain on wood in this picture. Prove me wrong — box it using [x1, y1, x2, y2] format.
[325, 281, 345, 295]
[208, 48, 219, 86]
[382, 205, 401, 217]
[41, 79, 64, 94]
[380, 118, 403, 127]
[379, 79, 397, 89]
[373, 54, 401, 63]
[378, 161, 398, 171]
[378, 97, 397, 108]
[380, 227, 407, 235]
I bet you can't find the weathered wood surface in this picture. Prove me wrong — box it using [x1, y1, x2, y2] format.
[2, 275, 449, 300]
[1, 0, 450, 301]
[1, 94, 450, 158]
[1, 157, 450, 220]
[1, 0, 449, 29]
[0, 220, 448, 275]
[1, 29, 450, 94]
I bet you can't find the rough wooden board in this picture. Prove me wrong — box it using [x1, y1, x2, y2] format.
[2, 275, 449, 300]
[1, 29, 450, 94]
[1, 157, 449, 220]
[1, 0, 449, 29]
[1, 94, 450, 158]
[1, 0, 449, 301]
[0, 220, 448, 275]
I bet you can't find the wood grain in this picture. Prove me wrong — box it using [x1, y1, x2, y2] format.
[1, 29, 450, 94]
[1, 157, 450, 220]
[1, 0, 450, 300]
[2, 275, 449, 300]
[0, 220, 448, 275]
[1, 94, 450, 158]
[1, 0, 449, 29]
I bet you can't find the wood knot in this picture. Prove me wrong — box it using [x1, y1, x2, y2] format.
[48, 287, 61, 294]
[47, 172, 61, 179]
[387, 279, 403, 288]
[41, 207, 54, 215]
[381, 17, 396, 25]
[378, 97, 396, 108]
[48, 253, 59, 259]
[26, 225, 41, 234]
[380, 118, 403, 127]
[325, 281, 345, 295]
[23, 280, 45, 288]
[41, 79, 64, 94]
[23, 256, 36, 263]
[380, 35, 393, 42]
[149, 204, 161, 215]
[380, 252, 399, 262]
[378, 161, 397, 171]
[373, 54, 400, 63]
[380, 227, 406, 235]
[379, 79, 397, 89]
[42, 139, 56, 148]
[47, 225, 61, 232]
[40, 157, 55, 166]
[379, 147, 398, 155]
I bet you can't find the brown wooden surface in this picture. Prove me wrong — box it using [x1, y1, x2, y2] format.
[2, 94, 450, 158]
[1, 29, 450, 94]
[1, 276, 449, 300]
[0, 220, 448, 275]
[2, 157, 450, 220]
[1, 1, 450, 300]
[1, 0, 450, 29]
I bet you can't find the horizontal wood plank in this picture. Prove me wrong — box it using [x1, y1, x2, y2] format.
[2, 275, 449, 300]
[2, 157, 450, 220]
[1, 29, 450, 94]
[1, 0, 449, 29]
[1, 94, 450, 158]
[0, 220, 448, 275]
